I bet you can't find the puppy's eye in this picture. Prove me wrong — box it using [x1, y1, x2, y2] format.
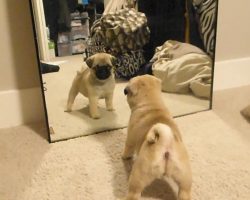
[124, 88, 128, 95]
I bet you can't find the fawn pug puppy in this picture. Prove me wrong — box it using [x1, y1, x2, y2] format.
[66, 53, 116, 119]
[122, 75, 192, 200]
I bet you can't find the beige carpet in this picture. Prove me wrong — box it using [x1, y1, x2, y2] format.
[1, 86, 250, 200]
[43, 55, 209, 141]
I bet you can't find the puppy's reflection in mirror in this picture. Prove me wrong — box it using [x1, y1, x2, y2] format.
[65, 53, 116, 119]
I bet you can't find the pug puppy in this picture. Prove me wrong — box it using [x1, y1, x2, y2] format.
[65, 53, 116, 119]
[122, 75, 192, 200]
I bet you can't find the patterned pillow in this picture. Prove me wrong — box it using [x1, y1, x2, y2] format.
[114, 50, 146, 79]
[85, 35, 146, 79]
[91, 8, 150, 53]
[193, 0, 217, 58]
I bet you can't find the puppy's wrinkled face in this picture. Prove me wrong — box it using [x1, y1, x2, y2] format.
[86, 53, 116, 80]
[124, 75, 162, 108]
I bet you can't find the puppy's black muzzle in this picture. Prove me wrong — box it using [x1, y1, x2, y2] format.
[95, 66, 111, 80]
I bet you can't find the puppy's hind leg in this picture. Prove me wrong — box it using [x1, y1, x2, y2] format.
[65, 86, 79, 112]
[123, 147, 157, 200]
[105, 92, 114, 111]
[176, 180, 192, 200]
[172, 162, 192, 200]
[124, 162, 154, 200]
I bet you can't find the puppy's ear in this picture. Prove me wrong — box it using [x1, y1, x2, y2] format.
[127, 84, 138, 96]
[85, 55, 95, 68]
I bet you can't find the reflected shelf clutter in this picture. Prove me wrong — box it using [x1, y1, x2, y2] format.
[30, 0, 219, 142]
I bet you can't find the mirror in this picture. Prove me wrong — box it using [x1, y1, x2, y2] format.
[30, 0, 218, 142]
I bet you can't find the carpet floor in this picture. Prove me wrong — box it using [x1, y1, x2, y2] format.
[0, 86, 250, 200]
[43, 55, 209, 141]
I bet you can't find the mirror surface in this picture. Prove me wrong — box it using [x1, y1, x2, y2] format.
[30, 0, 218, 142]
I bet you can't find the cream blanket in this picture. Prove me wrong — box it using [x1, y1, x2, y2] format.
[151, 40, 212, 99]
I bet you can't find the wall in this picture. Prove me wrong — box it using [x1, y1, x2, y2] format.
[0, 0, 249, 128]
[0, 0, 45, 128]
[0, 0, 40, 90]
[215, 0, 250, 61]
[214, 0, 250, 90]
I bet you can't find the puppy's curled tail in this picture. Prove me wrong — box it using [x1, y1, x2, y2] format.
[146, 123, 174, 148]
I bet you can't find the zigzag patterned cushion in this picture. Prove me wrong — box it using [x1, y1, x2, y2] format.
[85, 35, 146, 79]
[193, 0, 217, 58]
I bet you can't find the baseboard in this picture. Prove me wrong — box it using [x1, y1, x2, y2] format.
[0, 87, 45, 129]
[213, 57, 250, 91]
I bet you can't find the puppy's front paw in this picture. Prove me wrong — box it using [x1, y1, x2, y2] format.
[91, 112, 101, 119]
[122, 147, 134, 160]
[118, 197, 137, 200]
[122, 154, 133, 160]
[107, 107, 115, 111]
[64, 108, 72, 112]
